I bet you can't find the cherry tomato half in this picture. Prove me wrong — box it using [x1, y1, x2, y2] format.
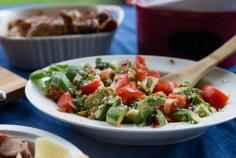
[117, 84, 145, 105]
[135, 55, 148, 71]
[147, 71, 161, 78]
[168, 93, 187, 108]
[81, 79, 101, 95]
[57, 92, 76, 113]
[202, 85, 229, 109]
[111, 74, 130, 91]
[154, 81, 177, 95]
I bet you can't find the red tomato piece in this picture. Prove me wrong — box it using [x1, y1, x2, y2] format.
[135, 68, 147, 81]
[168, 93, 187, 108]
[126, 82, 137, 88]
[46, 86, 64, 101]
[57, 92, 76, 113]
[202, 85, 229, 109]
[100, 68, 113, 82]
[80, 79, 101, 95]
[135, 55, 148, 71]
[135, 55, 149, 81]
[154, 81, 177, 95]
[111, 74, 130, 90]
[117, 84, 145, 104]
[164, 99, 177, 115]
[147, 71, 161, 78]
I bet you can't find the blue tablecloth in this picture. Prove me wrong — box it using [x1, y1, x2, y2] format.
[0, 5, 236, 158]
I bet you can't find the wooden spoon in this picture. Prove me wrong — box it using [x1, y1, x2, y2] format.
[160, 35, 236, 87]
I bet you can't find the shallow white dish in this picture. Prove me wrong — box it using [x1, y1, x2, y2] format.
[0, 125, 86, 157]
[0, 4, 124, 69]
[25, 55, 236, 145]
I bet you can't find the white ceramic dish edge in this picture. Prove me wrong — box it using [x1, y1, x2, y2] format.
[0, 125, 86, 158]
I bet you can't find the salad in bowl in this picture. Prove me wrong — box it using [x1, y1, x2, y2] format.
[29, 55, 229, 128]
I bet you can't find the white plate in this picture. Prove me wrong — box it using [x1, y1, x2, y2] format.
[25, 55, 236, 145]
[0, 125, 86, 157]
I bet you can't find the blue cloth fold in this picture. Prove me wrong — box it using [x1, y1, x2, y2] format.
[0, 6, 236, 158]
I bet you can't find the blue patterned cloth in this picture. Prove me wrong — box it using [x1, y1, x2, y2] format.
[0, 6, 236, 158]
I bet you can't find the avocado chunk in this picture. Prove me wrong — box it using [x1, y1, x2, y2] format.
[138, 77, 159, 94]
[155, 109, 167, 127]
[95, 104, 111, 121]
[76, 110, 88, 117]
[173, 86, 191, 96]
[171, 109, 200, 124]
[137, 96, 166, 121]
[173, 81, 201, 99]
[125, 108, 143, 124]
[84, 87, 115, 109]
[193, 103, 211, 117]
[191, 95, 212, 117]
[106, 106, 128, 126]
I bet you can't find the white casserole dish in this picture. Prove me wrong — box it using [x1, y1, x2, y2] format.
[0, 4, 124, 69]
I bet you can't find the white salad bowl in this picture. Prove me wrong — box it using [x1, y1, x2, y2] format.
[25, 55, 236, 145]
[0, 125, 87, 158]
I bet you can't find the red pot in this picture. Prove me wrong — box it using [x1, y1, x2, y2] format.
[134, 0, 236, 67]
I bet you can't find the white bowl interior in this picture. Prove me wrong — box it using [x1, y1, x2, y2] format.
[25, 55, 236, 133]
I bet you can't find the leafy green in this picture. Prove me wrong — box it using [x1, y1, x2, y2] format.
[29, 69, 48, 80]
[33, 77, 50, 90]
[65, 66, 78, 81]
[50, 72, 70, 92]
[95, 58, 116, 70]
[48, 64, 69, 73]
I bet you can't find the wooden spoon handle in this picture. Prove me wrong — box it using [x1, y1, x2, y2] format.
[160, 35, 236, 87]
[201, 35, 236, 67]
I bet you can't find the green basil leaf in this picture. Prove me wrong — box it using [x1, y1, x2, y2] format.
[66, 66, 78, 81]
[29, 70, 48, 80]
[50, 72, 70, 92]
